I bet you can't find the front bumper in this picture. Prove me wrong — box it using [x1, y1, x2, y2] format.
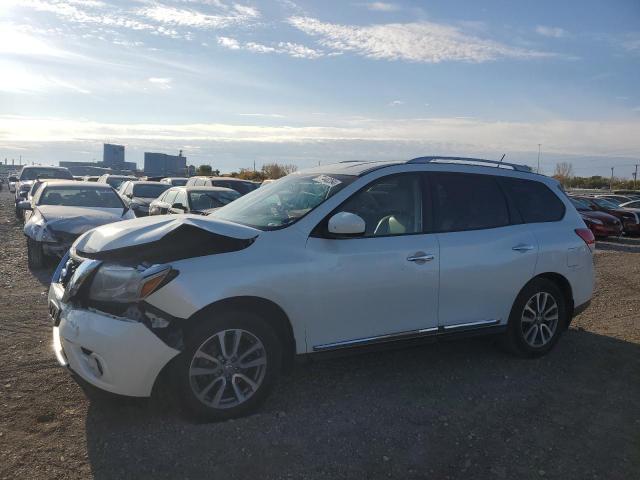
[590, 224, 622, 237]
[49, 282, 180, 397]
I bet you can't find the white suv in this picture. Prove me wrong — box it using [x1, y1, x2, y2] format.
[48, 157, 594, 420]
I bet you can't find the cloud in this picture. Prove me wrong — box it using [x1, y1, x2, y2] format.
[535, 25, 567, 38]
[621, 33, 640, 53]
[217, 36, 325, 59]
[288, 16, 552, 63]
[239, 113, 286, 118]
[388, 100, 404, 106]
[362, 2, 400, 12]
[139, 4, 260, 29]
[148, 77, 172, 89]
[2, 115, 639, 159]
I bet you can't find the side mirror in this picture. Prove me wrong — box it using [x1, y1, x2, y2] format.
[327, 212, 366, 236]
[17, 200, 32, 211]
[172, 203, 187, 211]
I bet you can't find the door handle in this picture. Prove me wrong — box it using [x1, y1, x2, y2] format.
[407, 252, 435, 264]
[512, 244, 534, 252]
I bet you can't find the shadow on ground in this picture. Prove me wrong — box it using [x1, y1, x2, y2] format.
[84, 330, 640, 480]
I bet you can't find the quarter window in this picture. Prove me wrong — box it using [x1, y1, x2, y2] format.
[431, 173, 509, 232]
[338, 174, 423, 237]
[500, 177, 565, 223]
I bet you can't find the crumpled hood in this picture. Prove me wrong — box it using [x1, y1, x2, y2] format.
[74, 214, 259, 255]
[39, 206, 126, 234]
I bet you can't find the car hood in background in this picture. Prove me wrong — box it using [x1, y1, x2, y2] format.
[72, 214, 259, 264]
[25, 206, 128, 241]
[579, 210, 620, 223]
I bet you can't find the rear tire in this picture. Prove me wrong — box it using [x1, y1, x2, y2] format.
[501, 278, 568, 357]
[27, 238, 46, 269]
[175, 309, 282, 422]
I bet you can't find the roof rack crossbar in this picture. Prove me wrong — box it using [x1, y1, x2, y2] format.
[407, 156, 532, 172]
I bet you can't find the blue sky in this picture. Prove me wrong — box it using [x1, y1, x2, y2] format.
[1, 0, 639, 176]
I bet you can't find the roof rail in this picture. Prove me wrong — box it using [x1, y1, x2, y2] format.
[407, 156, 533, 173]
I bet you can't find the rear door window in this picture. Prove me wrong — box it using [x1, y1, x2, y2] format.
[430, 173, 510, 232]
[500, 177, 566, 223]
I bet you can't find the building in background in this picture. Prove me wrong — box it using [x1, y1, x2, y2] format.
[58, 143, 137, 176]
[103, 144, 124, 169]
[144, 150, 187, 177]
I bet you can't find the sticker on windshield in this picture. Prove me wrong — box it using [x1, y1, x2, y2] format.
[312, 175, 341, 188]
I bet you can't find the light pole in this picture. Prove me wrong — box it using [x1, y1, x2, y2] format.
[610, 167, 614, 191]
[634, 164, 638, 190]
[537, 144, 541, 174]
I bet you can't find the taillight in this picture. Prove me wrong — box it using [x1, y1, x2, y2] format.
[575, 228, 595, 251]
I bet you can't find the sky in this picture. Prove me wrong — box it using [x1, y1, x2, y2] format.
[0, 0, 639, 177]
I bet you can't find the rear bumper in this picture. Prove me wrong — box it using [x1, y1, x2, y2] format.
[49, 283, 180, 397]
[591, 224, 622, 237]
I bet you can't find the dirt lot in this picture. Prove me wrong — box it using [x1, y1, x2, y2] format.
[1, 188, 639, 480]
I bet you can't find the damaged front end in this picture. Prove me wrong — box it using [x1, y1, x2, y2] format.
[54, 252, 184, 350]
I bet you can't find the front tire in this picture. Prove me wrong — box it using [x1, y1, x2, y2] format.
[176, 310, 282, 422]
[502, 278, 568, 357]
[27, 238, 46, 269]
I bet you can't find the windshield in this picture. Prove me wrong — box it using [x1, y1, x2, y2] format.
[570, 198, 591, 210]
[592, 198, 619, 209]
[20, 168, 73, 181]
[212, 173, 356, 230]
[133, 183, 170, 198]
[189, 190, 241, 211]
[170, 178, 188, 186]
[105, 176, 134, 189]
[39, 186, 124, 208]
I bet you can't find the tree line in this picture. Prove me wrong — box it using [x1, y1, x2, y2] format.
[194, 162, 297, 181]
[553, 162, 638, 190]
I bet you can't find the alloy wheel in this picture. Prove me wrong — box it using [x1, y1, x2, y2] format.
[521, 292, 559, 347]
[189, 329, 267, 409]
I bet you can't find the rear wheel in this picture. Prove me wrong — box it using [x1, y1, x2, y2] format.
[502, 278, 568, 357]
[176, 310, 282, 421]
[27, 238, 46, 269]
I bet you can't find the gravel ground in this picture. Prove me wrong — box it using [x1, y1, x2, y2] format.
[1, 189, 639, 480]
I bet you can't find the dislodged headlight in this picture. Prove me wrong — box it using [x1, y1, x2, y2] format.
[88, 264, 174, 303]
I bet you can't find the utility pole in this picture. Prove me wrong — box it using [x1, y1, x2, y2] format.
[610, 167, 614, 191]
[537, 144, 541, 174]
[634, 164, 638, 190]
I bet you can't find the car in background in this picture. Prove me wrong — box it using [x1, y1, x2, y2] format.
[14, 166, 73, 218]
[593, 194, 639, 206]
[620, 199, 640, 209]
[160, 177, 188, 186]
[83, 176, 99, 182]
[97, 174, 137, 190]
[149, 186, 241, 216]
[573, 196, 640, 235]
[569, 197, 622, 238]
[186, 176, 259, 196]
[18, 181, 135, 268]
[118, 180, 171, 217]
[8, 175, 18, 193]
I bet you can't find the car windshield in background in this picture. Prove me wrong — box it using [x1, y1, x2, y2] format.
[592, 198, 620, 209]
[212, 173, 355, 230]
[571, 198, 592, 210]
[39, 187, 124, 208]
[20, 168, 73, 181]
[106, 177, 132, 189]
[133, 184, 170, 198]
[189, 190, 241, 210]
[171, 179, 188, 186]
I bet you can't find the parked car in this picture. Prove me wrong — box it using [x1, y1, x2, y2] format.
[593, 194, 638, 206]
[14, 166, 73, 218]
[83, 176, 99, 182]
[19, 181, 135, 268]
[118, 180, 171, 217]
[186, 176, 259, 195]
[620, 199, 640, 209]
[96, 174, 137, 190]
[569, 197, 622, 238]
[48, 156, 594, 421]
[8, 175, 18, 193]
[149, 186, 241, 216]
[160, 177, 189, 186]
[573, 196, 640, 235]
